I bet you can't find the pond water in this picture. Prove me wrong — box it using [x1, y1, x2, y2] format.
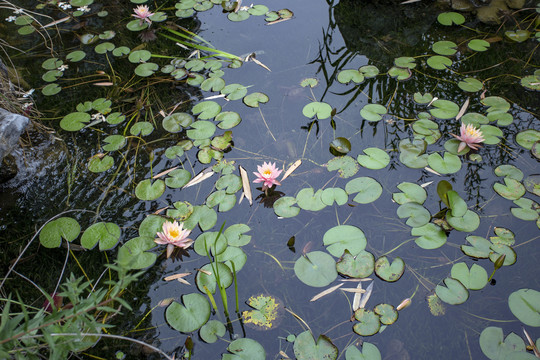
[1, 0, 539, 359]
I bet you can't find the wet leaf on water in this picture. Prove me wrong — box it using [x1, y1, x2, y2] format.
[273, 196, 300, 218]
[447, 209, 480, 232]
[388, 66, 412, 80]
[490, 227, 515, 246]
[516, 129, 540, 150]
[360, 65, 379, 78]
[321, 187, 348, 206]
[201, 77, 225, 92]
[494, 164, 524, 181]
[88, 155, 114, 173]
[353, 309, 380, 336]
[296, 188, 327, 212]
[128, 49, 151, 63]
[447, 190, 467, 217]
[427, 152, 462, 174]
[435, 277, 469, 305]
[42, 83, 62, 96]
[163, 112, 193, 133]
[397, 202, 431, 228]
[414, 92, 433, 104]
[450, 262, 488, 290]
[323, 225, 367, 257]
[461, 235, 491, 259]
[394, 56, 416, 69]
[393, 182, 427, 205]
[196, 262, 233, 294]
[374, 256, 405, 282]
[337, 69, 364, 84]
[511, 198, 539, 221]
[303, 101, 333, 119]
[243, 92, 269, 108]
[130, 121, 154, 136]
[488, 243, 516, 266]
[360, 104, 387, 122]
[505, 30, 530, 42]
[300, 77, 319, 88]
[39, 217, 81, 248]
[523, 175, 540, 197]
[165, 169, 192, 188]
[330, 137, 351, 154]
[399, 138, 428, 169]
[192, 101, 222, 119]
[432, 41, 457, 56]
[294, 251, 337, 287]
[166, 293, 211, 333]
[60, 112, 91, 131]
[467, 39, 490, 52]
[426, 55, 452, 70]
[186, 121, 216, 140]
[521, 75, 540, 91]
[81, 222, 121, 250]
[458, 77, 483, 92]
[94, 42, 115, 54]
[479, 327, 531, 360]
[374, 303, 398, 325]
[221, 84, 247, 101]
[336, 250, 375, 279]
[429, 99, 459, 119]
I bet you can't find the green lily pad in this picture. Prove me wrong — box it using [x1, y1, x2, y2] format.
[461, 112, 489, 127]
[221, 84, 247, 101]
[479, 327, 534, 360]
[432, 41, 457, 56]
[345, 177, 383, 204]
[330, 137, 351, 155]
[303, 101, 333, 120]
[447, 190, 468, 217]
[223, 338, 265, 360]
[360, 104, 387, 122]
[134, 62, 158, 77]
[294, 251, 337, 287]
[42, 70, 63, 82]
[323, 225, 367, 257]
[393, 182, 427, 205]
[374, 256, 405, 282]
[327, 156, 359, 178]
[458, 78, 483, 92]
[138, 215, 166, 238]
[248, 4, 269, 15]
[461, 235, 492, 259]
[88, 155, 113, 173]
[215, 111, 242, 129]
[494, 165, 524, 181]
[337, 69, 364, 84]
[192, 101, 221, 120]
[273, 196, 300, 218]
[357, 147, 390, 169]
[435, 277, 469, 305]
[39, 217, 81, 248]
[163, 113, 193, 133]
[344, 342, 381, 360]
[81, 222, 121, 250]
[468, 39, 490, 52]
[201, 77, 225, 92]
[223, 224, 251, 247]
[360, 65, 379, 78]
[117, 236, 157, 270]
[194, 231, 227, 256]
[450, 262, 488, 290]
[490, 227, 515, 246]
[165, 169, 191, 188]
[135, 179, 165, 200]
[103, 135, 126, 152]
[353, 309, 380, 336]
[336, 250, 375, 278]
[184, 205, 217, 231]
[428, 152, 462, 174]
[186, 121, 216, 140]
[437, 12, 465, 25]
[128, 49, 151, 63]
[494, 178, 526, 200]
[505, 30, 530, 42]
[511, 198, 539, 221]
[414, 92, 434, 104]
[243, 92, 269, 108]
[60, 112, 91, 131]
[106, 112, 125, 125]
[112, 46, 130, 56]
[293, 331, 338, 360]
[447, 209, 480, 232]
[388, 66, 412, 80]
[216, 246, 246, 272]
[228, 10, 250, 21]
[374, 303, 398, 325]
[523, 175, 540, 197]
[164, 145, 184, 160]
[296, 188, 327, 212]
[397, 202, 430, 228]
[196, 262, 233, 294]
[200, 320, 226, 343]
[412, 223, 447, 249]
[399, 138, 428, 168]
[321, 187, 348, 206]
[426, 55, 452, 70]
[521, 75, 540, 91]
[394, 57, 416, 69]
[429, 100, 459, 119]
[300, 78, 319, 87]
[167, 201, 194, 221]
[508, 289, 540, 327]
[130, 121, 154, 136]
[42, 57, 63, 70]
[166, 293, 211, 333]
[516, 130, 540, 150]
[489, 243, 517, 266]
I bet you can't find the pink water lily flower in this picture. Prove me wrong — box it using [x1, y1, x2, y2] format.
[155, 220, 193, 258]
[253, 161, 282, 190]
[451, 123, 485, 153]
[132, 5, 154, 25]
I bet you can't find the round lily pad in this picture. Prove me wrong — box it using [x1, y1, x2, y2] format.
[135, 179, 165, 200]
[450, 262, 488, 290]
[215, 111, 241, 129]
[321, 187, 348, 206]
[479, 326, 531, 360]
[337, 69, 364, 84]
[427, 152, 462, 174]
[437, 12, 465, 25]
[336, 250, 375, 278]
[294, 251, 337, 287]
[392, 182, 427, 205]
[493, 178, 526, 200]
[468, 39, 490, 52]
[523, 175, 540, 197]
[273, 197, 300, 218]
[166, 293, 211, 333]
[193, 231, 228, 257]
[323, 225, 367, 257]
[186, 121, 216, 140]
[357, 147, 390, 170]
[103, 135, 126, 152]
[411, 223, 447, 249]
[243, 92, 269, 108]
[302, 101, 333, 119]
[374, 256, 405, 282]
[353, 309, 380, 336]
[435, 277, 469, 305]
[429, 100, 459, 119]
[397, 202, 430, 228]
[117, 236, 157, 270]
[447, 190, 467, 217]
[461, 235, 492, 259]
[130, 121, 154, 136]
[293, 331, 338, 360]
[199, 320, 226, 343]
[388, 66, 412, 80]
[426, 55, 452, 70]
[330, 137, 351, 155]
[374, 303, 398, 325]
[39, 217, 81, 248]
[494, 165, 524, 181]
[225, 338, 266, 360]
[344, 342, 381, 360]
[360, 104, 387, 122]
[88, 155, 113, 173]
[345, 177, 382, 204]
[458, 77, 483, 92]
[327, 156, 359, 178]
[516, 130, 540, 150]
[432, 41, 457, 56]
[60, 112, 91, 131]
[80, 222, 120, 250]
[165, 169, 191, 188]
[163, 112, 193, 133]
[296, 188, 326, 211]
[192, 101, 221, 119]
[489, 243, 517, 266]
[508, 289, 540, 327]
[394, 57, 416, 69]
[447, 209, 480, 232]
[196, 262, 233, 294]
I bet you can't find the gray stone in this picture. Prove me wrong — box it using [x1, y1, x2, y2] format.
[0, 107, 29, 161]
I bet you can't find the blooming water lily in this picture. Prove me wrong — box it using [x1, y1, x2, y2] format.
[253, 161, 282, 190]
[132, 5, 154, 25]
[155, 221, 193, 258]
[451, 123, 485, 153]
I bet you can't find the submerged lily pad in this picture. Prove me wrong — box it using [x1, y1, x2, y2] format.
[323, 225, 367, 257]
[435, 277, 469, 305]
[166, 293, 211, 333]
[374, 256, 405, 282]
[293, 331, 338, 360]
[294, 251, 337, 287]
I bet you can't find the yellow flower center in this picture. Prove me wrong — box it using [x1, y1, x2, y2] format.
[465, 125, 482, 137]
[169, 229, 179, 238]
[263, 169, 272, 176]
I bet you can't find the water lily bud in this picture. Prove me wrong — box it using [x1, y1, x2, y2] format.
[396, 298, 411, 311]
[494, 254, 506, 270]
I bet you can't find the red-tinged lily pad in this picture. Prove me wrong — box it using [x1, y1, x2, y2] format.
[435, 277, 469, 305]
[294, 251, 337, 287]
[374, 256, 405, 282]
[293, 331, 338, 360]
[450, 262, 488, 290]
[166, 293, 211, 333]
[336, 249, 374, 278]
[39, 217, 81, 248]
[353, 309, 381, 336]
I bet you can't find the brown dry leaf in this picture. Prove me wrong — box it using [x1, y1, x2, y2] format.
[310, 283, 343, 302]
[266, 17, 292, 25]
[251, 57, 271, 72]
[424, 167, 442, 176]
[278, 350, 290, 359]
[281, 159, 301, 182]
[164, 272, 191, 281]
[158, 298, 175, 307]
[358, 282, 373, 309]
[183, 168, 214, 189]
[352, 281, 363, 311]
[341, 288, 367, 293]
[43, 16, 70, 28]
[153, 206, 169, 215]
[93, 82, 114, 86]
[152, 166, 179, 179]
[196, 268, 212, 276]
[456, 97, 469, 121]
[239, 165, 252, 205]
